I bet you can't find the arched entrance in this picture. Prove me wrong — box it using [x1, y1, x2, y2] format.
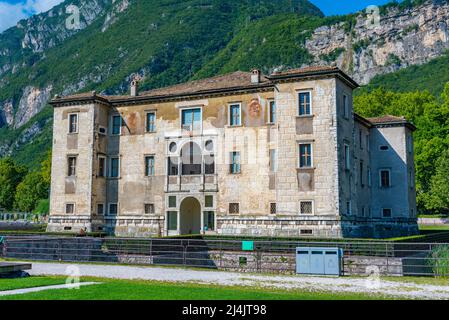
[180, 197, 201, 235]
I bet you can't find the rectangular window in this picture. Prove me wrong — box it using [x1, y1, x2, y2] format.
[298, 91, 311, 115]
[299, 201, 313, 215]
[382, 208, 392, 218]
[366, 135, 370, 151]
[68, 113, 78, 134]
[299, 144, 312, 168]
[359, 130, 363, 149]
[181, 108, 201, 131]
[270, 203, 277, 215]
[229, 103, 241, 126]
[269, 100, 276, 123]
[98, 156, 106, 177]
[344, 144, 350, 170]
[205, 195, 213, 208]
[168, 157, 179, 176]
[168, 196, 177, 208]
[65, 203, 75, 214]
[380, 170, 391, 188]
[146, 112, 156, 132]
[167, 211, 178, 231]
[203, 211, 215, 231]
[269, 149, 277, 173]
[108, 203, 118, 215]
[346, 201, 352, 215]
[368, 167, 372, 187]
[145, 203, 155, 215]
[229, 203, 240, 214]
[110, 157, 120, 178]
[97, 203, 104, 215]
[360, 161, 364, 187]
[111, 115, 122, 135]
[204, 154, 215, 175]
[343, 94, 350, 118]
[68, 156, 77, 177]
[230, 152, 241, 174]
[145, 156, 155, 176]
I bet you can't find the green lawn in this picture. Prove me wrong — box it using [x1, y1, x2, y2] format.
[0, 276, 67, 291]
[0, 276, 394, 300]
[419, 225, 449, 231]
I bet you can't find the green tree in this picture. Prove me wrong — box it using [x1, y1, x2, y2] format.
[426, 150, 449, 214]
[14, 171, 49, 212]
[41, 151, 52, 186]
[0, 158, 27, 210]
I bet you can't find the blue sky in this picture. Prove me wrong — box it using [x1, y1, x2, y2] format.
[309, 0, 398, 16]
[0, 0, 400, 33]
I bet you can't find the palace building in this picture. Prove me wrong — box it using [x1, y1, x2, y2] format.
[47, 66, 419, 238]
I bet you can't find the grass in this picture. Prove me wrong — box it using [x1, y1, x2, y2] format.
[0, 276, 394, 300]
[419, 225, 449, 231]
[0, 276, 67, 291]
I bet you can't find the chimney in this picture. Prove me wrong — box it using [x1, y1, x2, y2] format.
[251, 69, 261, 84]
[130, 79, 138, 97]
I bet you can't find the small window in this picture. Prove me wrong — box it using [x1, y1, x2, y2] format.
[269, 149, 277, 172]
[299, 144, 312, 168]
[205, 195, 213, 208]
[229, 203, 240, 214]
[108, 203, 118, 215]
[168, 157, 179, 176]
[300, 229, 313, 235]
[359, 130, 363, 150]
[205, 140, 214, 152]
[204, 154, 215, 175]
[298, 91, 311, 116]
[98, 157, 106, 177]
[380, 170, 391, 188]
[169, 142, 177, 153]
[380, 145, 389, 151]
[168, 196, 177, 208]
[361, 206, 366, 217]
[203, 211, 215, 231]
[110, 157, 120, 178]
[382, 208, 392, 218]
[299, 201, 313, 215]
[167, 211, 178, 231]
[68, 113, 78, 134]
[99, 126, 107, 135]
[343, 94, 350, 118]
[230, 152, 241, 174]
[366, 135, 370, 151]
[97, 203, 104, 215]
[111, 115, 122, 135]
[67, 156, 77, 177]
[344, 144, 350, 170]
[65, 203, 75, 214]
[270, 203, 277, 215]
[360, 161, 364, 187]
[146, 112, 156, 132]
[346, 201, 352, 215]
[145, 203, 155, 215]
[229, 103, 241, 126]
[145, 155, 155, 176]
[368, 167, 372, 187]
[269, 100, 276, 123]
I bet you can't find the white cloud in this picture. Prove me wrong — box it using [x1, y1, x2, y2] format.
[0, 0, 64, 33]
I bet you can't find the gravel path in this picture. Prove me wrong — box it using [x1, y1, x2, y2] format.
[21, 262, 449, 300]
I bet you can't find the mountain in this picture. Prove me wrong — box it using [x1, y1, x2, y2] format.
[1, 0, 449, 169]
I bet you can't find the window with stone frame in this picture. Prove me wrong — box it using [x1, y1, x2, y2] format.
[65, 203, 75, 214]
[380, 169, 391, 188]
[229, 203, 240, 214]
[205, 195, 213, 208]
[67, 156, 77, 177]
[68, 113, 78, 134]
[270, 202, 277, 215]
[299, 201, 313, 215]
[145, 203, 155, 214]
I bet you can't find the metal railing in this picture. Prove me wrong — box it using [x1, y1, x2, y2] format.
[0, 213, 47, 223]
[1, 236, 449, 277]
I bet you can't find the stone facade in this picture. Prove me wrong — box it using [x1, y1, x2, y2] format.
[47, 67, 418, 238]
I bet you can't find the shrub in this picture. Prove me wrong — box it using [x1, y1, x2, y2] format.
[428, 245, 449, 276]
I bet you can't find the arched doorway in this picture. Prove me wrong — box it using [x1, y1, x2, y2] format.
[180, 197, 201, 235]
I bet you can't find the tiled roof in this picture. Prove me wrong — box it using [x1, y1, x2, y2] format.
[367, 115, 407, 124]
[51, 66, 357, 104]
